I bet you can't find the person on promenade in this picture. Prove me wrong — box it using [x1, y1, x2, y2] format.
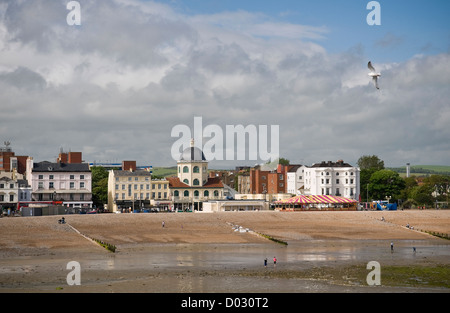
[273, 257, 277, 267]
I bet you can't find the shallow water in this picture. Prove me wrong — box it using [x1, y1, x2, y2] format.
[83, 239, 450, 272]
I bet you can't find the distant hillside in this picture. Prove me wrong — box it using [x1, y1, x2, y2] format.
[389, 165, 450, 176]
[152, 166, 177, 177]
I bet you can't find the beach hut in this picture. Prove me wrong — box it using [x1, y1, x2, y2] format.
[274, 195, 358, 211]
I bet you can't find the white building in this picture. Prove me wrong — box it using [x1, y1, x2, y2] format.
[26, 157, 93, 209]
[286, 165, 306, 195]
[0, 171, 31, 212]
[303, 160, 360, 200]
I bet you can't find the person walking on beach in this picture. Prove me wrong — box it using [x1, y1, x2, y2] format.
[162, 221, 165, 228]
[264, 258, 267, 267]
[390, 241, 394, 252]
[273, 256, 277, 267]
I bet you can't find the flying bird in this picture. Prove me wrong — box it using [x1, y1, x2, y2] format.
[368, 61, 381, 89]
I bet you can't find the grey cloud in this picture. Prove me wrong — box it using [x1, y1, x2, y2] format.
[0, 1, 449, 167]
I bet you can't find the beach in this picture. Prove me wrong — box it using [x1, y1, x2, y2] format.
[0, 210, 449, 293]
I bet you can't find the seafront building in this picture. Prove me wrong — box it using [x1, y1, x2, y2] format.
[168, 139, 225, 212]
[107, 161, 170, 212]
[0, 171, 31, 213]
[25, 153, 93, 210]
[303, 160, 360, 201]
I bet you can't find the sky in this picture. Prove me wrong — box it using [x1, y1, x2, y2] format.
[0, 0, 449, 169]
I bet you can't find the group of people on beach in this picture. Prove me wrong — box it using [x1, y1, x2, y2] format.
[264, 257, 277, 267]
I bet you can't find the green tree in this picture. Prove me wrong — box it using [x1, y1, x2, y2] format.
[410, 185, 434, 206]
[357, 155, 384, 170]
[368, 169, 405, 202]
[358, 155, 385, 201]
[399, 176, 418, 200]
[91, 166, 109, 208]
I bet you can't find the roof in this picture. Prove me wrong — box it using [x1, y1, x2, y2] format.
[310, 160, 354, 168]
[179, 146, 206, 162]
[33, 162, 90, 172]
[167, 176, 224, 188]
[276, 195, 357, 204]
[113, 169, 152, 177]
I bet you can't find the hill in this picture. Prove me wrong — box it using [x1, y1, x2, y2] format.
[389, 165, 450, 177]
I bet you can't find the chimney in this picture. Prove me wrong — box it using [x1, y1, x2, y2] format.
[122, 160, 137, 172]
[68, 152, 82, 164]
[58, 152, 68, 163]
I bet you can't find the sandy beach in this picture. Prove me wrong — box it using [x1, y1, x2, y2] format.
[0, 210, 449, 293]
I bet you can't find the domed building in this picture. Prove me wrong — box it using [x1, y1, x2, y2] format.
[168, 139, 224, 212]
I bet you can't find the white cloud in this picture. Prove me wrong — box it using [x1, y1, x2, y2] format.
[0, 0, 449, 168]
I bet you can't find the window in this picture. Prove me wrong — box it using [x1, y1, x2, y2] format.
[193, 179, 200, 186]
[38, 182, 44, 189]
[174, 190, 179, 197]
[122, 184, 125, 190]
[10, 195, 14, 202]
[49, 182, 54, 189]
[39, 175, 43, 180]
[184, 190, 189, 197]
[164, 192, 167, 199]
[80, 175, 84, 179]
[70, 182, 75, 189]
[214, 190, 219, 197]
[80, 182, 85, 188]
[193, 166, 199, 173]
[194, 190, 199, 197]
[183, 166, 189, 173]
[49, 175, 54, 180]
[183, 179, 189, 185]
[336, 179, 340, 184]
[204, 190, 209, 197]
[70, 175, 74, 180]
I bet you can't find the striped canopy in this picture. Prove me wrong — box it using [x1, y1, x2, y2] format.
[276, 195, 358, 204]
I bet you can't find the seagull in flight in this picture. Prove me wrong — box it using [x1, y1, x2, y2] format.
[368, 61, 381, 89]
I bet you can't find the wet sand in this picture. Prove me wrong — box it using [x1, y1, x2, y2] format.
[0, 210, 449, 293]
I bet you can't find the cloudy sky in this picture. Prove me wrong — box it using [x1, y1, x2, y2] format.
[0, 0, 449, 169]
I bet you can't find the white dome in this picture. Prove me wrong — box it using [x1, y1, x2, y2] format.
[180, 146, 206, 161]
